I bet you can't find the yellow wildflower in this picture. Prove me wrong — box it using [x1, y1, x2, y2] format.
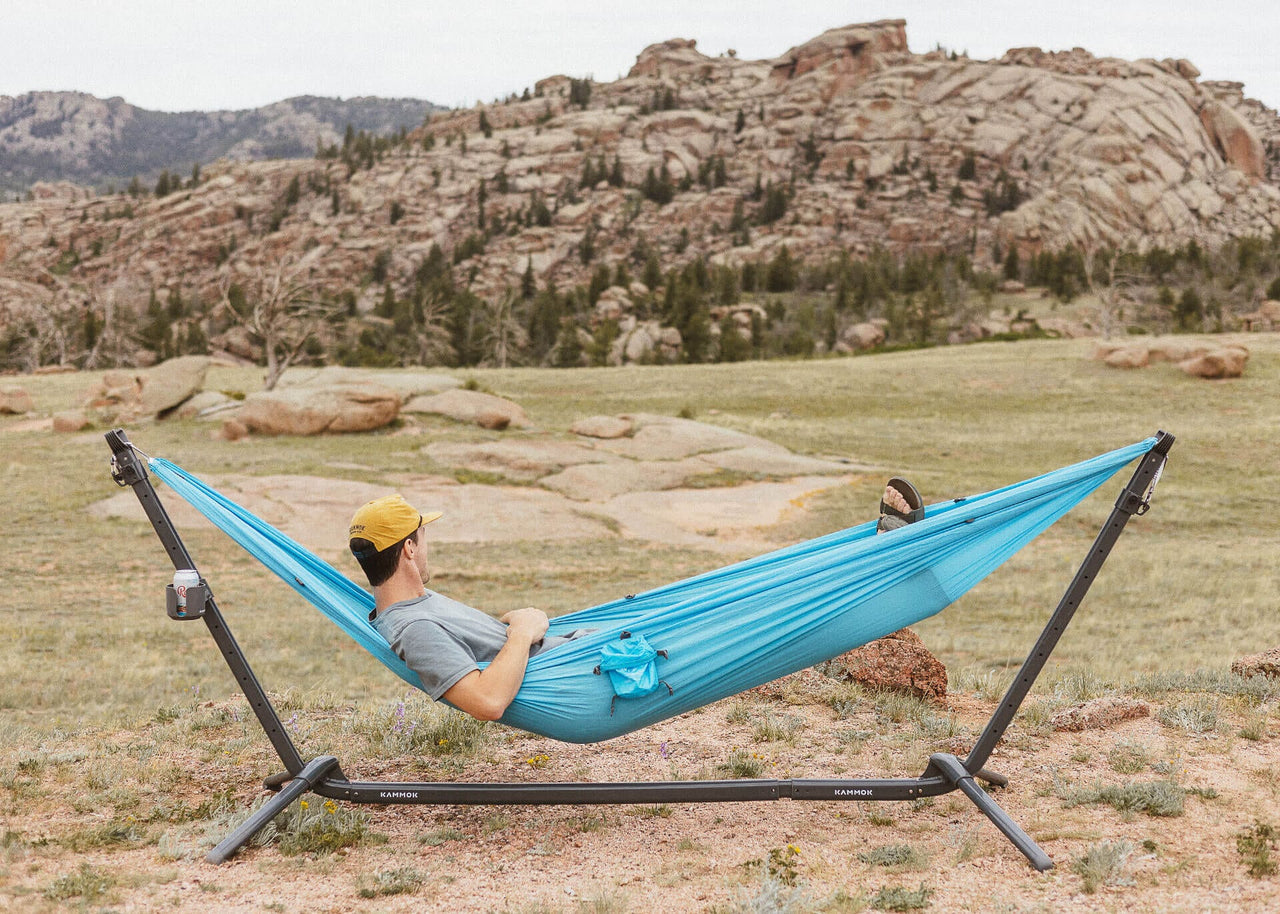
[324, 800, 337, 815]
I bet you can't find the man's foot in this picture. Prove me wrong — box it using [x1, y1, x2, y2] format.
[877, 477, 924, 533]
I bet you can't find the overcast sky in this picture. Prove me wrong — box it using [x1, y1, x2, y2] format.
[4, 1, 1277, 113]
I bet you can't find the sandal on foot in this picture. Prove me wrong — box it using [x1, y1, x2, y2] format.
[877, 477, 924, 533]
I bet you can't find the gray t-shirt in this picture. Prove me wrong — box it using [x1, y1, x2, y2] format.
[371, 591, 582, 700]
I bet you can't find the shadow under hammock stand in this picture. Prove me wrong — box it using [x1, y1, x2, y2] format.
[105, 428, 1174, 871]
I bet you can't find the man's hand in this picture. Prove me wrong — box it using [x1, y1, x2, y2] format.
[444, 607, 549, 722]
[500, 607, 549, 644]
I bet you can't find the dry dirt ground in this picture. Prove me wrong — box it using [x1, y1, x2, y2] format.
[3, 681, 1278, 913]
[6, 402, 1279, 912]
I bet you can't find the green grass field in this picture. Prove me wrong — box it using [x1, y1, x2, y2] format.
[3, 334, 1279, 911]
[2, 334, 1276, 736]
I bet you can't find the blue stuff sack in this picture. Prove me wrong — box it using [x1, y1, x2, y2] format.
[595, 632, 671, 711]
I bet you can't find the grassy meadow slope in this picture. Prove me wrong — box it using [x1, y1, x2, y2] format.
[1, 335, 1278, 911]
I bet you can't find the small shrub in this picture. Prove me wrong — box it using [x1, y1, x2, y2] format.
[1239, 713, 1268, 741]
[277, 802, 373, 856]
[753, 713, 805, 743]
[1062, 780, 1185, 818]
[1073, 840, 1134, 893]
[356, 866, 425, 898]
[717, 749, 765, 778]
[870, 883, 932, 910]
[767, 844, 802, 885]
[628, 804, 673, 818]
[726, 701, 756, 725]
[828, 682, 868, 719]
[44, 863, 116, 902]
[575, 891, 630, 913]
[872, 691, 932, 725]
[1131, 669, 1280, 703]
[837, 728, 873, 753]
[222, 795, 379, 856]
[420, 827, 463, 846]
[1237, 822, 1278, 877]
[352, 696, 489, 757]
[1107, 741, 1152, 774]
[61, 819, 144, 851]
[1157, 697, 1220, 734]
[1052, 671, 1112, 703]
[716, 872, 808, 914]
[858, 844, 928, 869]
[819, 888, 868, 912]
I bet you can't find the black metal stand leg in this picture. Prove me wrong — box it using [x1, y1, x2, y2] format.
[206, 756, 342, 864]
[975, 767, 1008, 788]
[928, 754, 1053, 871]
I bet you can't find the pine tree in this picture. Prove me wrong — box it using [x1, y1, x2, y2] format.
[765, 246, 796, 292]
[760, 182, 788, 224]
[521, 258, 537, 299]
[717, 315, 750, 362]
[552, 316, 583, 367]
[1003, 245, 1021, 281]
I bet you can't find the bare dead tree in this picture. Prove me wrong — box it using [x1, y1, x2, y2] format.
[14, 272, 85, 371]
[81, 284, 138, 370]
[479, 289, 527, 368]
[411, 291, 456, 366]
[1082, 243, 1143, 340]
[216, 257, 337, 390]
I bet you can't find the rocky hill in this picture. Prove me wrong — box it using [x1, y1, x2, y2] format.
[0, 92, 440, 196]
[2, 20, 1279, 371]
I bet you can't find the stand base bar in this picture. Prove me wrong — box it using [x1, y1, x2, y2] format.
[928, 753, 1053, 871]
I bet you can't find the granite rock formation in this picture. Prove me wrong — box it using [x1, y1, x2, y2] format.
[2, 21, 1277, 360]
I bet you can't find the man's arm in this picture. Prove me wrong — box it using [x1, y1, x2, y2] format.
[442, 607, 548, 721]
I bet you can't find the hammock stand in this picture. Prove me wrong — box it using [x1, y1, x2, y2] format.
[105, 428, 1173, 870]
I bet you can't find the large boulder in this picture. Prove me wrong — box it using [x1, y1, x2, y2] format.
[820, 628, 947, 701]
[136, 355, 210, 417]
[1146, 339, 1211, 363]
[176, 390, 241, 420]
[840, 322, 886, 351]
[1198, 100, 1267, 179]
[276, 366, 460, 402]
[0, 387, 33, 415]
[52, 410, 89, 432]
[1095, 343, 1157, 366]
[238, 383, 401, 435]
[1231, 647, 1280, 679]
[84, 355, 210, 422]
[1178, 346, 1248, 378]
[403, 389, 531, 429]
[571, 415, 634, 439]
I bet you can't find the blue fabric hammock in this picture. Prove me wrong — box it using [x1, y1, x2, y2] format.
[147, 437, 1156, 744]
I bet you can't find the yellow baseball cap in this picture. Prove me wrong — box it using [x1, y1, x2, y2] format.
[348, 495, 442, 555]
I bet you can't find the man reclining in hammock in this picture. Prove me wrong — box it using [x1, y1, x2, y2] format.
[349, 479, 923, 722]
